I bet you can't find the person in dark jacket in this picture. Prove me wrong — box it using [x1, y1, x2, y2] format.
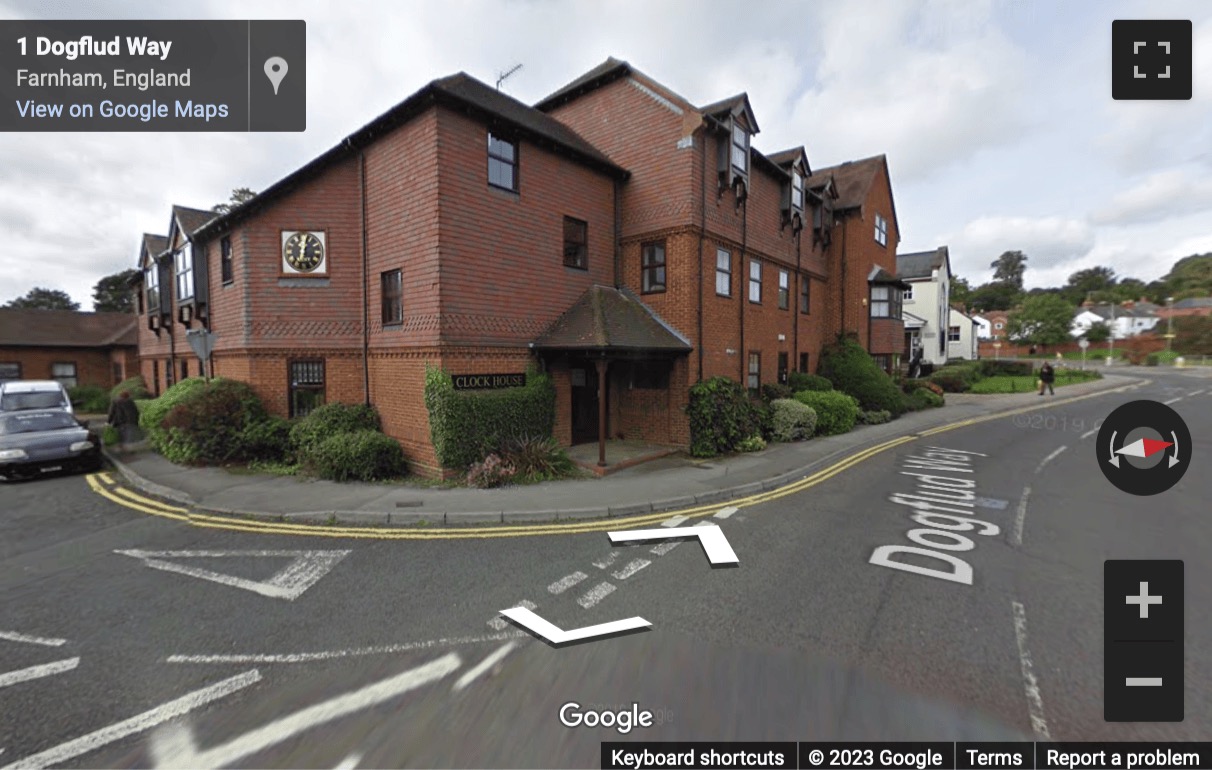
[1038, 363, 1056, 396]
[107, 390, 141, 451]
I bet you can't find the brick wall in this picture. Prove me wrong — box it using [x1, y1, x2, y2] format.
[0, 347, 119, 388]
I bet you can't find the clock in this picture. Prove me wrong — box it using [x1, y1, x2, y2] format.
[282, 231, 326, 274]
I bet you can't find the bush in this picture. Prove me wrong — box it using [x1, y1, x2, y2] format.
[68, 384, 110, 413]
[769, 398, 818, 442]
[929, 365, 981, 393]
[139, 377, 210, 455]
[686, 376, 761, 457]
[424, 366, 555, 470]
[858, 409, 893, 425]
[902, 378, 944, 396]
[240, 416, 295, 463]
[1145, 350, 1182, 366]
[979, 359, 1034, 377]
[466, 452, 517, 488]
[760, 383, 794, 402]
[111, 375, 150, 401]
[793, 390, 859, 436]
[751, 398, 774, 442]
[902, 387, 945, 410]
[157, 379, 271, 465]
[290, 402, 381, 459]
[818, 337, 905, 414]
[787, 371, 833, 392]
[101, 424, 120, 446]
[737, 434, 767, 452]
[500, 435, 576, 483]
[308, 430, 406, 482]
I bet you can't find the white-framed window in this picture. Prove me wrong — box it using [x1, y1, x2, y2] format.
[791, 170, 804, 211]
[748, 260, 761, 303]
[874, 213, 888, 246]
[52, 362, 77, 388]
[870, 285, 901, 318]
[731, 121, 749, 175]
[948, 326, 962, 342]
[995, 322, 1004, 330]
[778, 269, 790, 310]
[747, 351, 760, 392]
[715, 248, 731, 296]
[175, 245, 194, 300]
[145, 263, 160, 312]
[903, 284, 913, 300]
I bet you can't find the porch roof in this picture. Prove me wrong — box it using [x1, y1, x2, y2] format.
[532, 285, 693, 355]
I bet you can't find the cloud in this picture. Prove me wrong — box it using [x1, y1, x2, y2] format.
[1091, 168, 1212, 226]
[945, 215, 1096, 282]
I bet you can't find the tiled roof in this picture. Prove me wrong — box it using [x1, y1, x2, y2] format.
[534, 57, 632, 111]
[1175, 297, 1212, 309]
[533, 285, 692, 353]
[868, 266, 910, 288]
[805, 155, 887, 211]
[766, 148, 806, 169]
[0, 308, 137, 348]
[142, 233, 168, 258]
[173, 205, 215, 235]
[898, 247, 948, 280]
[194, 72, 626, 242]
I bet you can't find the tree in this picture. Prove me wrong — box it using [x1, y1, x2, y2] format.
[1173, 316, 1212, 355]
[968, 281, 1020, 312]
[1084, 322, 1111, 343]
[4, 287, 79, 310]
[1006, 293, 1074, 346]
[213, 187, 257, 215]
[1111, 278, 1148, 303]
[1063, 266, 1117, 305]
[950, 275, 971, 309]
[92, 268, 140, 313]
[990, 250, 1028, 290]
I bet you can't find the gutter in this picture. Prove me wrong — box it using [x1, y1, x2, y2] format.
[359, 148, 370, 405]
[697, 125, 706, 382]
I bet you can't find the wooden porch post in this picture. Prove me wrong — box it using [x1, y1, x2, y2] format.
[595, 357, 608, 467]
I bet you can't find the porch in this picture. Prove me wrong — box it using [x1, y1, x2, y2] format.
[566, 440, 682, 477]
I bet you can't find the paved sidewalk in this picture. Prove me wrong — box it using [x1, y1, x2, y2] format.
[101, 374, 1138, 526]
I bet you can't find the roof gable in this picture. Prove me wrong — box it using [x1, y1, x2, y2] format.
[767, 147, 810, 175]
[533, 285, 692, 352]
[806, 155, 899, 244]
[0, 308, 137, 348]
[897, 246, 950, 280]
[700, 92, 759, 135]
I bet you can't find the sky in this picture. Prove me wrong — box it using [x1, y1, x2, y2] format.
[2, 0, 1210, 309]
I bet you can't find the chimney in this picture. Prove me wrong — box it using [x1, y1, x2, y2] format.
[1122, 300, 1135, 310]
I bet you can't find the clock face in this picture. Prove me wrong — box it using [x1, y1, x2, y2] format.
[283, 232, 325, 273]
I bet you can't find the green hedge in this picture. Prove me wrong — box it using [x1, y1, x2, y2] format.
[686, 376, 761, 457]
[929, 364, 982, 393]
[760, 383, 794, 402]
[792, 390, 859, 436]
[818, 337, 905, 414]
[139, 377, 210, 459]
[769, 398, 817, 442]
[979, 359, 1034, 377]
[424, 365, 555, 470]
[788, 371, 833, 391]
[1146, 350, 1182, 366]
[290, 402, 381, 459]
[111, 375, 150, 401]
[308, 430, 405, 482]
[68, 384, 110, 413]
[158, 379, 272, 465]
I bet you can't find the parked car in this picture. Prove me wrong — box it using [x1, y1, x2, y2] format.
[0, 380, 74, 414]
[0, 409, 101, 480]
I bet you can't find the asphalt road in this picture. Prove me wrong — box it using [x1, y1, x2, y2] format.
[1, 367, 1208, 768]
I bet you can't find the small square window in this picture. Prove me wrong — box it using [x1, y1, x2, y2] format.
[778, 269, 790, 310]
[0, 362, 21, 381]
[948, 326, 962, 342]
[642, 241, 666, 294]
[563, 217, 588, 269]
[903, 283, 914, 300]
[715, 248, 731, 296]
[51, 362, 77, 388]
[748, 260, 761, 303]
[381, 269, 402, 325]
[289, 360, 326, 418]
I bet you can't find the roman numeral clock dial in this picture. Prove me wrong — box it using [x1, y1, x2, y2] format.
[283, 231, 325, 273]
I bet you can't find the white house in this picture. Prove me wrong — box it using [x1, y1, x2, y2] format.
[896, 246, 951, 366]
[1071, 303, 1160, 340]
[972, 315, 993, 339]
[948, 308, 980, 360]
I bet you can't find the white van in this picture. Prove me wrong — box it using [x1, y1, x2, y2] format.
[0, 380, 74, 415]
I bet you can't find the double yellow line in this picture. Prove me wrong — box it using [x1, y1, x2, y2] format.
[86, 379, 1141, 540]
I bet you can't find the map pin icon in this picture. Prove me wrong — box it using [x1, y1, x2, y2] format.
[264, 56, 288, 95]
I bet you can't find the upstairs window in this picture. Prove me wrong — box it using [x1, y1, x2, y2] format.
[220, 236, 233, 284]
[799, 276, 810, 314]
[874, 213, 888, 246]
[641, 241, 666, 293]
[778, 270, 790, 310]
[715, 248, 731, 296]
[748, 260, 762, 303]
[903, 283, 913, 300]
[175, 246, 194, 301]
[870, 285, 902, 319]
[791, 170, 804, 211]
[948, 325, 962, 342]
[381, 269, 402, 325]
[145, 263, 160, 313]
[563, 217, 588, 269]
[488, 133, 518, 192]
[731, 121, 749, 175]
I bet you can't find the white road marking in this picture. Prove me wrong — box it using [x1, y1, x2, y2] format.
[1012, 487, 1031, 547]
[1035, 446, 1067, 473]
[592, 552, 620, 569]
[1080, 427, 1099, 440]
[1, 669, 260, 770]
[1011, 601, 1052, 739]
[661, 515, 687, 527]
[609, 523, 738, 565]
[168, 631, 524, 664]
[498, 606, 649, 644]
[547, 572, 588, 594]
[333, 752, 362, 770]
[0, 658, 79, 690]
[452, 641, 517, 692]
[576, 582, 616, 608]
[0, 631, 66, 647]
[1164, 396, 1183, 404]
[650, 541, 681, 556]
[611, 559, 651, 580]
[487, 599, 535, 630]
[1188, 389, 1205, 396]
[714, 506, 739, 519]
[149, 654, 459, 770]
[115, 549, 351, 601]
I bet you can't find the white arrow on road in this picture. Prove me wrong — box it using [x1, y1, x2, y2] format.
[115, 549, 351, 600]
[498, 606, 650, 644]
[607, 523, 738, 565]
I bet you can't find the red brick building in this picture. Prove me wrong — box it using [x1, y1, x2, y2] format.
[134, 59, 910, 476]
[0, 308, 137, 389]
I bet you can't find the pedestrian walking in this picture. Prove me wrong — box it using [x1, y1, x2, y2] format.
[1038, 362, 1056, 396]
[107, 390, 142, 452]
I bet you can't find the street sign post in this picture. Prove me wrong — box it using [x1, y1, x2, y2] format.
[184, 329, 217, 380]
[1079, 338, 1089, 369]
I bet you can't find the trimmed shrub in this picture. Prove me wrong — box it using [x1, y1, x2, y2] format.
[858, 409, 893, 425]
[111, 375, 150, 401]
[902, 378, 945, 397]
[760, 383, 794, 402]
[68, 384, 110, 413]
[737, 434, 767, 452]
[818, 337, 905, 414]
[139, 377, 210, 455]
[157, 379, 270, 465]
[101, 424, 120, 446]
[466, 453, 517, 488]
[424, 365, 555, 470]
[769, 398, 817, 442]
[793, 390, 860, 436]
[686, 376, 761, 457]
[500, 435, 576, 483]
[290, 402, 381, 459]
[979, 359, 1034, 377]
[903, 388, 945, 411]
[751, 397, 774, 442]
[240, 416, 295, 463]
[308, 430, 406, 482]
[1145, 350, 1181, 366]
[929, 365, 980, 393]
[787, 371, 833, 392]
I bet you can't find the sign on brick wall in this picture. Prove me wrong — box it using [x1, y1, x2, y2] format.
[451, 372, 526, 390]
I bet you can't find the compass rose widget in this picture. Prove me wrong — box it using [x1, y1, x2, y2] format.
[1096, 400, 1191, 496]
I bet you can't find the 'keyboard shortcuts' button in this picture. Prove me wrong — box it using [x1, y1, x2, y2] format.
[1104, 560, 1184, 722]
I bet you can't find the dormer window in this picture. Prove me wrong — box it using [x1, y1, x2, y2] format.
[791, 171, 804, 211]
[175, 244, 194, 301]
[730, 121, 749, 175]
[145, 263, 160, 314]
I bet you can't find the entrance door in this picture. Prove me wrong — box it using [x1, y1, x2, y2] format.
[570, 366, 600, 444]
